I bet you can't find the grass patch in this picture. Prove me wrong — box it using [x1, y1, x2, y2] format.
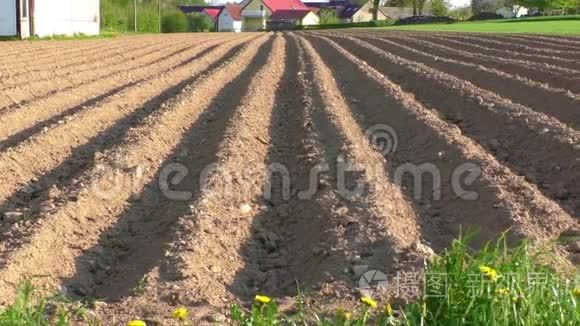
[0, 279, 96, 325]
[377, 18, 580, 35]
[231, 232, 580, 325]
[1, 233, 578, 325]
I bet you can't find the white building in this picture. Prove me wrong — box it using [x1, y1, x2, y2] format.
[0, 0, 100, 39]
[218, 3, 243, 32]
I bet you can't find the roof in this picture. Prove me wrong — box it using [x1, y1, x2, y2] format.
[338, 4, 360, 19]
[244, 0, 309, 12]
[224, 3, 243, 20]
[270, 9, 312, 20]
[204, 8, 223, 20]
[178, 5, 224, 21]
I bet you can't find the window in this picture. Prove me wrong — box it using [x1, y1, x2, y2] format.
[260, 5, 264, 11]
[21, 0, 29, 19]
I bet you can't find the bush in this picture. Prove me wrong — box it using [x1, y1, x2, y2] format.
[319, 9, 341, 25]
[469, 12, 504, 21]
[162, 8, 189, 33]
[188, 13, 216, 32]
[395, 15, 457, 25]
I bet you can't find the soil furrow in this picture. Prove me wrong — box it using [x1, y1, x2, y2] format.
[0, 39, 173, 88]
[85, 35, 287, 313]
[0, 35, 253, 145]
[483, 34, 580, 52]
[0, 36, 253, 211]
[302, 32, 577, 247]
[340, 33, 580, 129]
[367, 31, 580, 71]
[0, 40, 116, 66]
[515, 34, 580, 47]
[0, 35, 238, 110]
[0, 34, 272, 305]
[430, 33, 580, 60]
[310, 32, 580, 217]
[355, 32, 580, 94]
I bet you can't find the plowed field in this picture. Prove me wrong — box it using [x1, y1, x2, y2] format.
[0, 31, 578, 323]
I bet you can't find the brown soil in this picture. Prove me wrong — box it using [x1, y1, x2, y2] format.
[0, 31, 577, 324]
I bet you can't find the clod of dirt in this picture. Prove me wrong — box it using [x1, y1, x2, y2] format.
[570, 253, 580, 265]
[239, 204, 253, 215]
[561, 227, 580, 237]
[567, 241, 580, 253]
[2, 212, 23, 223]
[207, 313, 227, 323]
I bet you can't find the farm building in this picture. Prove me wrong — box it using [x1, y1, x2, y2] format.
[218, 3, 243, 32]
[0, 0, 100, 39]
[267, 9, 319, 30]
[305, 0, 389, 23]
[240, 0, 317, 31]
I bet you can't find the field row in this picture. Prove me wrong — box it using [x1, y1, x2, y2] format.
[0, 32, 577, 322]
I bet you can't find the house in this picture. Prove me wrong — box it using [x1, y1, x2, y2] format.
[240, 0, 316, 31]
[267, 9, 319, 29]
[0, 0, 100, 39]
[218, 3, 243, 32]
[339, 2, 387, 22]
[305, 0, 388, 23]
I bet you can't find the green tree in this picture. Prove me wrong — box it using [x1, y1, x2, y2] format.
[318, 9, 341, 24]
[428, 0, 451, 15]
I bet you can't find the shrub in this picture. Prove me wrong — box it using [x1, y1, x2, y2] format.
[188, 13, 216, 32]
[162, 8, 190, 33]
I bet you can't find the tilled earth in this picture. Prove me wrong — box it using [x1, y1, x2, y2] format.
[0, 31, 578, 324]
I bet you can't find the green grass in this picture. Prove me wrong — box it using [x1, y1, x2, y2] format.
[1, 233, 578, 325]
[231, 232, 580, 325]
[0, 279, 95, 325]
[378, 18, 580, 35]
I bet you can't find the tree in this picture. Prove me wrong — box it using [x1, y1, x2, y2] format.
[398, 0, 429, 15]
[449, 4, 472, 19]
[318, 9, 340, 24]
[551, 0, 580, 14]
[428, 0, 451, 16]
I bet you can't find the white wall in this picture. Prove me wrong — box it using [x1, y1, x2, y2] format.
[0, 0, 17, 36]
[34, 0, 100, 37]
[301, 12, 319, 26]
[218, 10, 234, 31]
[218, 10, 242, 32]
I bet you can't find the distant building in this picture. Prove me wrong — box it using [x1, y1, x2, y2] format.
[0, 0, 100, 39]
[241, 0, 318, 31]
[218, 3, 243, 32]
[305, 0, 389, 23]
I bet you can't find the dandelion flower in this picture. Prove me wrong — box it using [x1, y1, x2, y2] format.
[255, 294, 272, 304]
[385, 303, 394, 316]
[360, 296, 378, 309]
[496, 287, 510, 296]
[479, 265, 500, 282]
[172, 307, 189, 320]
[127, 321, 147, 326]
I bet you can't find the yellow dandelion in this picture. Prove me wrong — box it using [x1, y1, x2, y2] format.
[255, 294, 272, 304]
[337, 308, 352, 320]
[385, 303, 394, 316]
[496, 287, 510, 296]
[172, 307, 189, 320]
[479, 265, 500, 282]
[573, 288, 580, 297]
[360, 296, 378, 309]
[127, 320, 147, 326]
